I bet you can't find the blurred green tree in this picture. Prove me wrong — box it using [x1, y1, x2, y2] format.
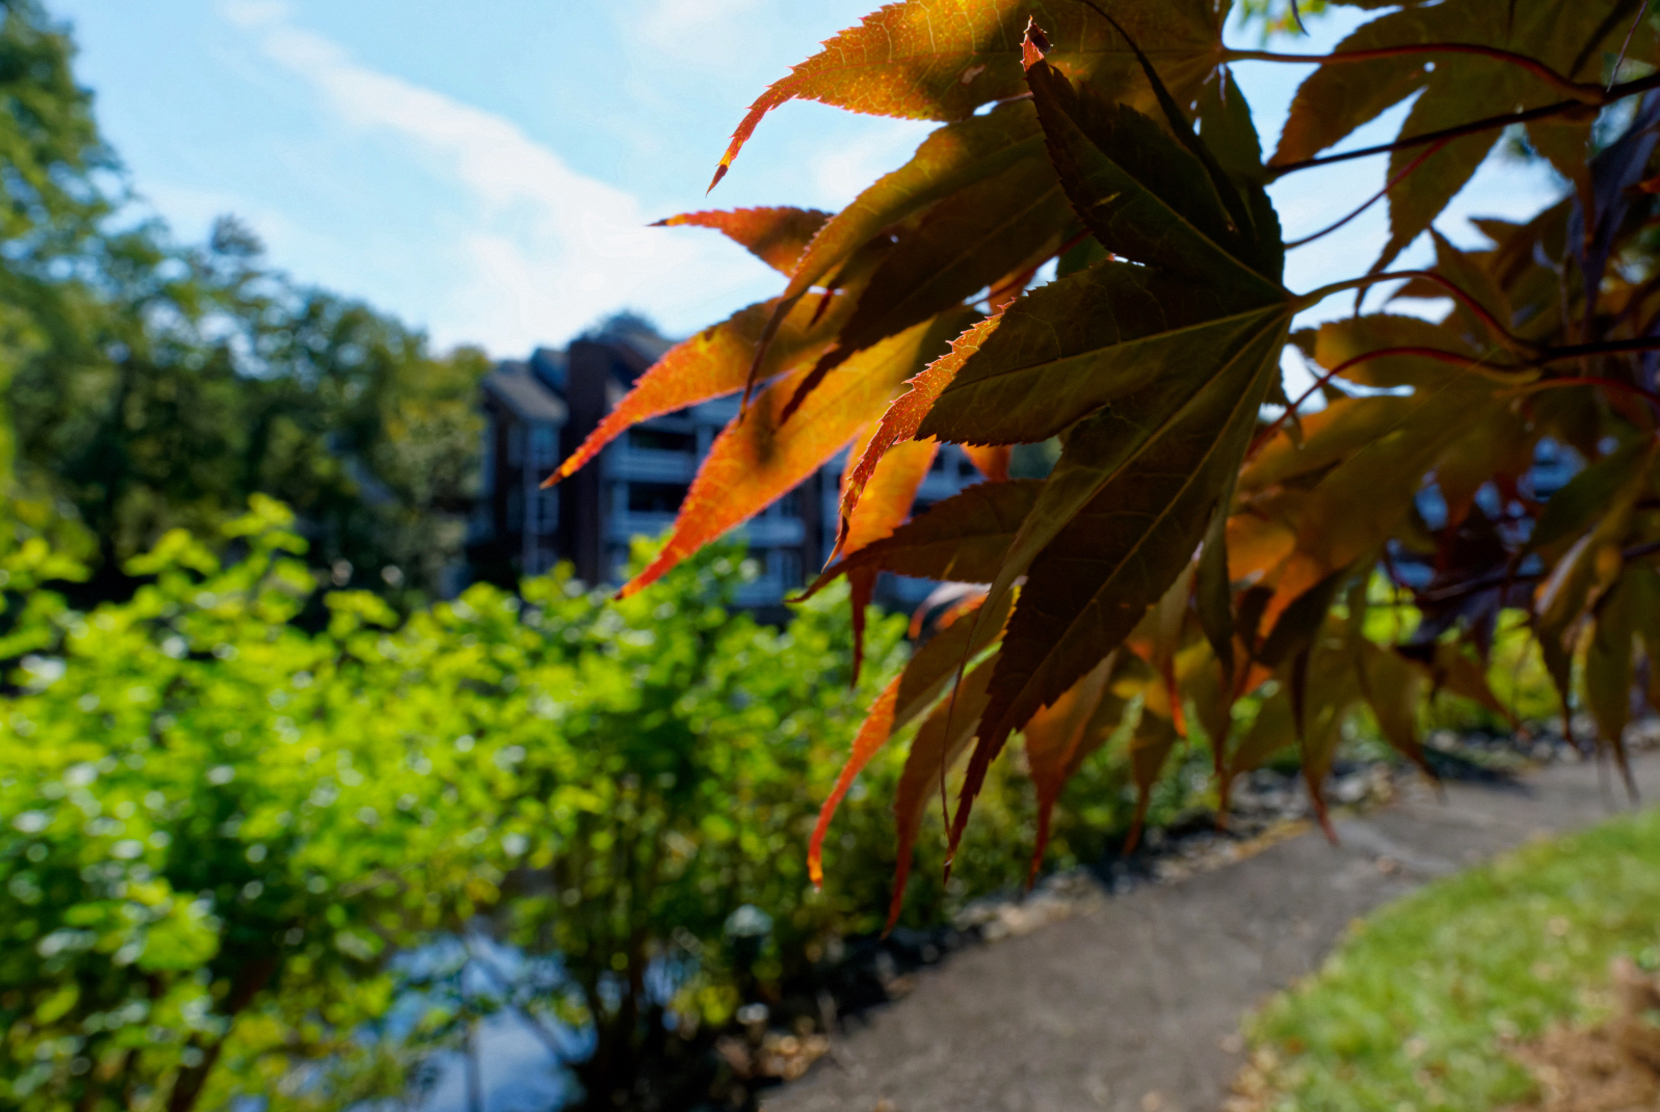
[0, 501, 952, 1112]
[0, 1, 489, 607]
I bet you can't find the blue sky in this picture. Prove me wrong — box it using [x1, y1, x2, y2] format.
[53, 1, 1562, 360]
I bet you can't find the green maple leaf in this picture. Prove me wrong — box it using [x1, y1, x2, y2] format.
[922, 52, 1296, 843]
[708, 0, 1228, 189]
[1271, 0, 1653, 270]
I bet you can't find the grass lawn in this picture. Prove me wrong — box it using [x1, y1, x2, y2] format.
[1241, 804, 1660, 1111]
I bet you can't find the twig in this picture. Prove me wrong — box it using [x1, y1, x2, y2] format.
[1270, 70, 1660, 178]
[1419, 538, 1660, 604]
[1500, 374, 1660, 407]
[1285, 141, 1449, 249]
[1287, 0, 1308, 35]
[1228, 44, 1597, 104]
[1609, 1, 1648, 91]
[1248, 345, 1504, 457]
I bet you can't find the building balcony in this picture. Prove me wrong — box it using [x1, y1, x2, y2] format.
[606, 446, 699, 484]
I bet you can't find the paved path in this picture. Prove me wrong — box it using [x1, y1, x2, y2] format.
[764, 757, 1660, 1112]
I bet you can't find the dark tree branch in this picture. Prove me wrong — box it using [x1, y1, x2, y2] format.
[1419, 539, 1660, 604]
[1269, 70, 1660, 177]
[1249, 345, 1501, 458]
[1504, 374, 1660, 407]
[1227, 44, 1596, 104]
[1302, 269, 1536, 354]
[1285, 141, 1449, 249]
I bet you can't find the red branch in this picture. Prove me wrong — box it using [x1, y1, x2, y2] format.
[1286, 141, 1449, 249]
[1269, 70, 1660, 177]
[1248, 346, 1496, 458]
[1228, 44, 1596, 104]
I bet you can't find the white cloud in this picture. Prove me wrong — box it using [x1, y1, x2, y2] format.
[640, 0, 766, 60]
[220, 0, 289, 28]
[219, 1, 774, 353]
[806, 116, 935, 209]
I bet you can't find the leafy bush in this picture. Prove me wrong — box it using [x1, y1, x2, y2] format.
[0, 497, 1109, 1111]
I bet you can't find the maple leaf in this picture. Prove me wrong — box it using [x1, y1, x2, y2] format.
[887, 656, 997, 929]
[564, 0, 1660, 906]
[1271, 0, 1655, 269]
[1353, 639, 1437, 780]
[794, 148, 1078, 400]
[619, 311, 969, 597]
[707, 0, 1228, 190]
[809, 587, 1013, 888]
[544, 292, 858, 487]
[802, 479, 1043, 600]
[1123, 697, 1181, 853]
[1020, 653, 1122, 883]
[834, 434, 938, 681]
[918, 52, 1296, 849]
[921, 59, 1288, 446]
[961, 443, 1012, 482]
[776, 102, 1046, 306]
[1582, 571, 1641, 796]
[837, 313, 1002, 532]
[652, 206, 830, 274]
[743, 100, 1042, 402]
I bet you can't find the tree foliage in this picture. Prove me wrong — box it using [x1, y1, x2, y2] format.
[11, 498, 1142, 1110]
[0, 501, 904, 1110]
[552, 0, 1660, 922]
[0, 1, 488, 607]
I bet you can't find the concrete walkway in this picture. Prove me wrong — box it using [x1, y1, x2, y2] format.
[764, 757, 1660, 1112]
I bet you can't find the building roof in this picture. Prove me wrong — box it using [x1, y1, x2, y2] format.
[610, 328, 674, 364]
[483, 361, 568, 424]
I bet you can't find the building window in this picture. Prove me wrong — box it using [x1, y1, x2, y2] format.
[506, 488, 524, 532]
[627, 482, 689, 514]
[530, 424, 558, 469]
[481, 415, 496, 495]
[777, 489, 802, 518]
[772, 547, 804, 587]
[507, 424, 525, 468]
[469, 504, 494, 542]
[534, 489, 558, 534]
[627, 428, 697, 453]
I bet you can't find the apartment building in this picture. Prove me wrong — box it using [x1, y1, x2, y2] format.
[469, 317, 982, 610]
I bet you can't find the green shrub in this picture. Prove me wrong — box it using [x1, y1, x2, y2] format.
[0, 497, 1067, 1110]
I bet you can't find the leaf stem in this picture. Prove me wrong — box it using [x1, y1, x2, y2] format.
[1541, 335, 1660, 363]
[1419, 538, 1660, 604]
[1609, 1, 1648, 92]
[1297, 270, 1537, 356]
[1284, 141, 1448, 249]
[1269, 70, 1660, 178]
[1500, 373, 1660, 406]
[1226, 44, 1598, 104]
[1249, 345, 1499, 458]
[1296, 270, 1417, 305]
[1258, 342, 1660, 462]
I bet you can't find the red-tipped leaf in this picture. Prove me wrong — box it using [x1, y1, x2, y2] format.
[620, 313, 965, 597]
[654, 206, 831, 274]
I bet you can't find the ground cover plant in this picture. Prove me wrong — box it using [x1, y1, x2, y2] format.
[1239, 805, 1660, 1111]
[548, 0, 1660, 917]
